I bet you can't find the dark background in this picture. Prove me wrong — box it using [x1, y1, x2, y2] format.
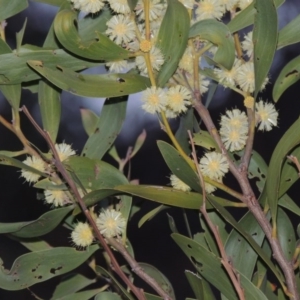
[0, 0, 300, 299]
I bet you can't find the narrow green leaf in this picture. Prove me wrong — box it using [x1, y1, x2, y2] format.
[273, 55, 300, 102]
[208, 199, 285, 290]
[185, 271, 215, 300]
[82, 98, 127, 160]
[0, 206, 73, 238]
[277, 14, 300, 49]
[166, 213, 179, 233]
[0, 35, 21, 110]
[0, 47, 99, 84]
[225, 211, 270, 280]
[94, 292, 122, 300]
[253, 0, 278, 99]
[175, 108, 194, 155]
[131, 129, 147, 158]
[278, 194, 300, 217]
[38, 81, 61, 142]
[193, 131, 218, 151]
[138, 205, 167, 228]
[34, 178, 67, 190]
[173, 233, 268, 300]
[266, 117, 300, 230]
[0, 154, 46, 177]
[277, 207, 296, 261]
[51, 274, 96, 299]
[95, 266, 134, 300]
[138, 263, 175, 299]
[80, 108, 99, 137]
[227, 0, 284, 33]
[78, 7, 112, 38]
[60, 288, 107, 300]
[0, 245, 99, 290]
[0, 0, 28, 21]
[18, 239, 52, 252]
[54, 9, 130, 60]
[66, 156, 128, 190]
[27, 62, 150, 97]
[157, 140, 201, 192]
[189, 20, 235, 70]
[156, 0, 189, 86]
[114, 184, 244, 209]
[16, 18, 27, 52]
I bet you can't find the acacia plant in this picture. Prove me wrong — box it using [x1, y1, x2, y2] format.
[0, 0, 300, 299]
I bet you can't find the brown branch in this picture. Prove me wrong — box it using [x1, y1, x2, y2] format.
[188, 131, 245, 300]
[22, 106, 147, 300]
[192, 98, 299, 299]
[108, 238, 173, 300]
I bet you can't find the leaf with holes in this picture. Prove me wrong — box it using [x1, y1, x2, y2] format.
[0, 245, 99, 290]
[273, 55, 300, 102]
[27, 62, 150, 98]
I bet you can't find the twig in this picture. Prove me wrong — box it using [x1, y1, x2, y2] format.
[22, 106, 147, 300]
[108, 237, 173, 300]
[192, 96, 299, 299]
[188, 130, 245, 300]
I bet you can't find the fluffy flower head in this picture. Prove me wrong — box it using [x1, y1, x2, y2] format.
[170, 174, 191, 192]
[166, 85, 192, 114]
[71, 0, 104, 13]
[96, 209, 126, 238]
[199, 151, 229, 179]
[220, 109, 248, 130]
[106, 15, 136, 45]
[21, 156, 45, 183]
[255, 100, 278, 131]
[44, 189, 73, 207]
[141, 86, 167, 114]
[195, 0, 225, 21]
[220, 125, 248, 152]
[71, 222, 94, 248]
[241, 31, 253, 58]
[135, 0, 166, 21]
[107, 0, 130, 14]
[55, 143, 76, 161]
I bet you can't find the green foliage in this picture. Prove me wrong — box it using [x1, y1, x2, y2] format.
[0, 0, 300, 299]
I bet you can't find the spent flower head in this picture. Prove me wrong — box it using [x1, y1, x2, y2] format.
[255, 100, 278, 131]
[21, 156, 45, 183]
[71, 222, 94, 248]
[71, 0, 104, 13]
[96, 209, 126, 238]
[170, 174, 191, 192]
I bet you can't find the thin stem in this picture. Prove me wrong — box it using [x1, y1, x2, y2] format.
[188, 130, 245, 300]
[108, 238, 173, 300]
[22, 106, 174, 300]
[193, 97, 299, 299]
[160, 111, 195, 170]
